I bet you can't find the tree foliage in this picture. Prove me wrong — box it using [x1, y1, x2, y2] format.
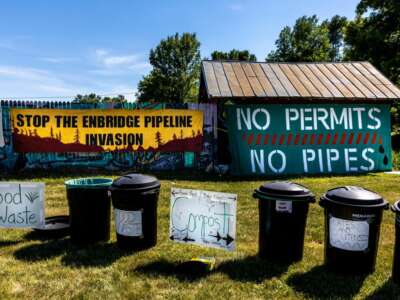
[345, 0, 400, 85]
[137, 32, 201, 103]
[73, 93, 126, 104]
[211, 49, 257, 61]
[322, 15, 348, 61]
[266, 15, 331, 62]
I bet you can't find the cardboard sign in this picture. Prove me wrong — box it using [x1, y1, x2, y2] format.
[226, 104, 392, 176]
[170, 188, 237, 251]
[0, 182, 45, 228]
[10, 109, 203, 153]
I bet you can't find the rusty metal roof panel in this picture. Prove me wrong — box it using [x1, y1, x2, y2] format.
[201, 61, 400, 101]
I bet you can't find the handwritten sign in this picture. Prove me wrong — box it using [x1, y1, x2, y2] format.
[170, 188, 237, 251]
[329, 216, 369, 251]
[0, 182, 45, 228]
[226, 104, 392, 175]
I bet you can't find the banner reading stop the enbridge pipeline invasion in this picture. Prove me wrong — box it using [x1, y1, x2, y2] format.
[226, 104, 392, 176]
[10, 109, 203, 153]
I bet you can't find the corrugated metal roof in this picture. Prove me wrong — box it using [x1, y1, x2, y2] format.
[201, 61, 400, 101]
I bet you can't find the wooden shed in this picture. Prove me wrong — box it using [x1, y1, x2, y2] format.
[199, 60, 400, 176]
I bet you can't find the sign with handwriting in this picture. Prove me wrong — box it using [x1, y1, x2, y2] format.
[170, 188, 237, 251]
[0, 182, 45, 228]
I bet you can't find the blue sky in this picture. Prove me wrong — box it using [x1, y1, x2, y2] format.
[0, 0, 359, 101]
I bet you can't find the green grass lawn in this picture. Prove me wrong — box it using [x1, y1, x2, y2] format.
[0, 171, 400, 299]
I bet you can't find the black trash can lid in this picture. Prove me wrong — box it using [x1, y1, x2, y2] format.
[254, 181, 315, 201]
[110, 173, 160, 191]
[32, 215, 70, 239]
[321, 186, 388, 208]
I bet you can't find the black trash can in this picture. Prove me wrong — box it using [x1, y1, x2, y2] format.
[65, 178, 113, 245]
[391, 200, 400, 284]
[109, 173, 161, 250]
[253, 181, 315, 262]
[319, 186, 388, 274]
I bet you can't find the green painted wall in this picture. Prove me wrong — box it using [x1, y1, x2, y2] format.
[226, 103, 392, 176]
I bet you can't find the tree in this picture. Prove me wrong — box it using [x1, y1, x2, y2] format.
[322, 15, 348, 61]
[266, 15, 331, 62]
[344, 0, 400, 134]
[74, 128, 80, 144]
[137, 33, 201, 103]
[73, 93, 127, 104]
[344, 0, 400, 85]
[155, 131, 163, 147]
[211, 49, 257, 61]
[73, 93, 101, 104]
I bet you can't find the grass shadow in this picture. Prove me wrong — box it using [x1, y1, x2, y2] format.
[134, 259, 211, 282]
[14, 238, 133, 267]
[287, 265, 368, 299]
[14, 239, 69, 262]
[365, 280, 400, 299]
[0, 240, 21, 247]
[217, 255, 291, 283]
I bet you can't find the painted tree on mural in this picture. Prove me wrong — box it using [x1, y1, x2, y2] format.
[155, 131, 163, 147]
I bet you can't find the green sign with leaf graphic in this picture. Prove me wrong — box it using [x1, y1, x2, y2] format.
[226, 104, 392, 176]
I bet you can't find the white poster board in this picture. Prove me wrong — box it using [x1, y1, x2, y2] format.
[0, 182, 45, 228]
[170, 188, 237, 251]
[0, 109, 4, 147]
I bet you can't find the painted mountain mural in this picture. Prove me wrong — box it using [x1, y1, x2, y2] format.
[12, 128, 203, 153]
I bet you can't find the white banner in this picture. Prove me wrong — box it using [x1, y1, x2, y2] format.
[0, 109, 4, 147]
[0, 182, 45, 228]
[170, 188, 237, 251]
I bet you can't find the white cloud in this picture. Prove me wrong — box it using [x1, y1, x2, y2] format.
[39, 57, 79, 64]
[94, 49, 150, 72]
[229, 3, 243, 11]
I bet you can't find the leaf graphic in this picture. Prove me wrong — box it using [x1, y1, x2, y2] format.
[25, 192, 39, 203]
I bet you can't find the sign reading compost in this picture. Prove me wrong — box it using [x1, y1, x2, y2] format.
[226, 104, 392, 176]
[0, 182, 45, 228]
[10, 109, 203, 153]
[170, 188, 237, 251]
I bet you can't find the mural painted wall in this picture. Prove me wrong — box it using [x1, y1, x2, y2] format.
[0, 101, 217, 172]
[226, 103, 392, 176]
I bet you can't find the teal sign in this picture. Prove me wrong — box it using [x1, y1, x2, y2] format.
[226, 104, 392, 176]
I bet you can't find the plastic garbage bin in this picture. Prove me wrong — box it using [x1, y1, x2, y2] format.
[319, 186, 388, 274]
[253, 181, 315, 262]
[65, 178, 112, 244]
[109, 173, 161, 250]
[391, 200, 400, 284]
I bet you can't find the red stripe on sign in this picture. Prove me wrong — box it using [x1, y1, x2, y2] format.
[256, 134, 262, 145]
[371, 132, 377, 144]
[325, 133, 331, 144]
[302, 134, 308, 145]
[242, 133, 246, 141]
[317, 134, 323, 145]
[271, 134, 277, 145]
[340, 132, 347, 144]
[356, 132, 362, 144]
[294, 133, 300, 145]
[332, 133, 338, 145]
[247, 133, 254, 145]
[279, 134, 285, 145]
[263, 134, 270, 145]
[363, 132, 370, 144]
[310, 134, 316, 145]
[348, 132, 354, 144]
[287, 133, 293, 145]
[379, 136, 383, 145]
